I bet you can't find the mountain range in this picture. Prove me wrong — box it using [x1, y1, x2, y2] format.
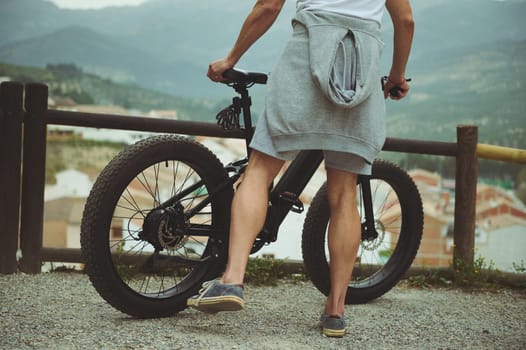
[0, 0, 525, 147]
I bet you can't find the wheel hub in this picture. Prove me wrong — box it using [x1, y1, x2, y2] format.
[141, 203, 188, 251]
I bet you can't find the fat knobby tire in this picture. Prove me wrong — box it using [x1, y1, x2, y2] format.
[80, 135, 232, 317]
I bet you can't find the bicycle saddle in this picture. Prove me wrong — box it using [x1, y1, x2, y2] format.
[223, 68, 268, 85]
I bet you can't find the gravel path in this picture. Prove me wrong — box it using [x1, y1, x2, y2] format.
[1, 272, 525, 349]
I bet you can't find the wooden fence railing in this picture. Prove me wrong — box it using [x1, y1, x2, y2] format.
[1, 81, 524, 275]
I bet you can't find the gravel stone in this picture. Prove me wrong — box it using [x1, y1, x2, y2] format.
[1, 273, 525, 349]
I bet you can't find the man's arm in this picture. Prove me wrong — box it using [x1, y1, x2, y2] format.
[385, 0, 415, 99]
[208, 0, 286, 81]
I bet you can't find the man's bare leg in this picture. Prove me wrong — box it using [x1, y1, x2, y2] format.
[324, 167, 361, 317]
[221, 150, 284, 285]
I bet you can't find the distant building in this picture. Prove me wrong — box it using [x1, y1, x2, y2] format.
[44, 196, 85, 249]
[475, 184, 526, 270]
[48, 96, 76, 109]
[407, 169, 526, 270]
[47, 129, 82, 141]
[71, 104, 131, 115]
[406, 169, 453, 267]
[147, 109, 178, 119]
[44, 169, 92, 248]
[45, 169, 92, 200]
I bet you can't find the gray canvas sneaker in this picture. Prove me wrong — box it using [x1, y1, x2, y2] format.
[187, 279, 244, 313]
[320, 314, 347, 337]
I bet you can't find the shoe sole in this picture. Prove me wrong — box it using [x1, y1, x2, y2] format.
[322, 327, 345, 338]
[187, 296, 244, 313]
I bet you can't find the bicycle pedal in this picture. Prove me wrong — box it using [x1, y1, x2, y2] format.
[279, 191, 304, 214]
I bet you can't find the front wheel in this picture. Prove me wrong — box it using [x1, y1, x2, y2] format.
[302, 160, 423, 304]
[81, 135, 233, 317]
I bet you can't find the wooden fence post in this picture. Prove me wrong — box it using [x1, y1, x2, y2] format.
[19, 83, 48, 274]
[0, 82, 24, 274]
[453, 125, 478, 271]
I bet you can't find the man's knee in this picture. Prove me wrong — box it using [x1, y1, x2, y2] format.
[326, 168, 358, 209]
[244, 150, 284, 186]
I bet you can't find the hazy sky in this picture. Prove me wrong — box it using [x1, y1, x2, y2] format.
[46, 0, 149, 9]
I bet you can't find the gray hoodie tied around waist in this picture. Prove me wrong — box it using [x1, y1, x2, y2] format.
[263, 9, 386, 164]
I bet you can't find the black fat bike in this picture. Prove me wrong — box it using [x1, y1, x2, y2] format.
[80, 69, 424, 318]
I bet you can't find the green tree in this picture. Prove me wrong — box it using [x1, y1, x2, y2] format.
[46, 63, 83, 79]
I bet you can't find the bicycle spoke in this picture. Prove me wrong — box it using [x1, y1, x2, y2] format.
[351, 175, 407, 283]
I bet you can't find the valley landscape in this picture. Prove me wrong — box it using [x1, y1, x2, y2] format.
[0, 0, 525, 177]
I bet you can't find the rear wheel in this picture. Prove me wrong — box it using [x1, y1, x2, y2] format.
[81, 135, 233, 317]
[302, 160, 423, 304]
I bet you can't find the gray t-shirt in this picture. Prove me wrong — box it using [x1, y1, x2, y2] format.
[296, 0, 386, 24]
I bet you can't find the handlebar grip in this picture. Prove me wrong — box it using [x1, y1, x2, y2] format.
[389, 86, 403, 98]
[381, 76, 412, 97]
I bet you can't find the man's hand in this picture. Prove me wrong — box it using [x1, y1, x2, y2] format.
[207, 58, 234, 82]
[382, 77, 411, 100]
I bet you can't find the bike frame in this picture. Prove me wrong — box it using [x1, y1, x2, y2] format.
[158, 79, 378, 249]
